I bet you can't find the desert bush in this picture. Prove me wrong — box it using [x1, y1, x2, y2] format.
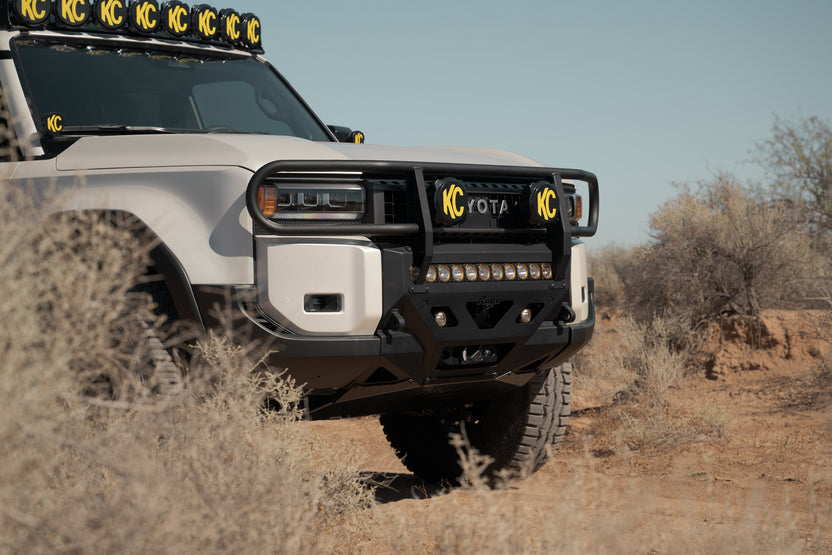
[586, 245, 635, 311]
[0, 180, 372, 553]
[755, 115, 832, 232]
[628, 174, 811, 328]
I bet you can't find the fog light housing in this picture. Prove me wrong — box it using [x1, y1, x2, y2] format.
[519, 308, 532, 323]
[435, 311, 448, 327]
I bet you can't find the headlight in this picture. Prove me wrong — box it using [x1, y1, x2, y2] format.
[257, 183, 365, 221]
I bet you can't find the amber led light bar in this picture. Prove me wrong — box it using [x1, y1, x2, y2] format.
[410, 262, 553, 283]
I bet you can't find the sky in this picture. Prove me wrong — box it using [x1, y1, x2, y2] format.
[246, 0, 832, 248]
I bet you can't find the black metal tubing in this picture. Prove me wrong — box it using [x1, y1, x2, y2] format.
[245, 160, 599, 238]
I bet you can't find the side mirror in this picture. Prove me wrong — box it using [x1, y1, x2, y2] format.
[327, 125, 365, 144]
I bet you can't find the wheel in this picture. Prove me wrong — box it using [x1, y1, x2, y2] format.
[380, 363, 572, 483]
[83, 279, 183, 401]
[129, 279, 183, 397]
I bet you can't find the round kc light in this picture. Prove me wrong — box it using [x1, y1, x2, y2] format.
[437, 265, 451, 283]
[478, 264, 491, 281]
[529, 263, 541, 280]
[541, 263, 552, 279]
[520, 308, 532, 323]
[504, 264, 516, 281]
[425, 265, 437, 283]
[465, 264, 478, 281]
[451, 265, 465, 282]
[435, 311, 447, 327]
[517, 264, 529, 280]
[490, 264, 503, 281]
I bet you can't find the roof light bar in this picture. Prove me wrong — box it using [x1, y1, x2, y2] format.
[11, 0, 263, 51]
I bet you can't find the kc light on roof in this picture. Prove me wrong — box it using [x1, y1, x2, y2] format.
[11, 0, 263, 51]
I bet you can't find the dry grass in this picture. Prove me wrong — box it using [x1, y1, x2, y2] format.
[0, 179, 372, 553]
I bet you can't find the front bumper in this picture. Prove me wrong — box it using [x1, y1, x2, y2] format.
[228, 277, 594, 418]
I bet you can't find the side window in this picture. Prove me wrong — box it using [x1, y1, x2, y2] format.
[192, 81, 292, 135]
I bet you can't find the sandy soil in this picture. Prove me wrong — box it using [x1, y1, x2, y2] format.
[305, 310, 832, 552]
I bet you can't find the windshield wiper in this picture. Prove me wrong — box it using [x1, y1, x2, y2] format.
[57, 125, 179, 135]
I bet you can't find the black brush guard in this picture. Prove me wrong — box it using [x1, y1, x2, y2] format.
[245, 160, 599, 285]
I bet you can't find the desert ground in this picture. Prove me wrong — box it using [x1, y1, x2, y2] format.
[304, 310, 832, 553]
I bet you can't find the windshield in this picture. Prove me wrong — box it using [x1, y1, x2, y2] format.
[14, 38, 331, 141]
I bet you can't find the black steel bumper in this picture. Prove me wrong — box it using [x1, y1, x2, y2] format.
[225, 277, 594, 419]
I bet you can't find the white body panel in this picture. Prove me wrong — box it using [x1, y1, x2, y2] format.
[7, 134, 542, 287]
[570, 242, 590, 324]
[255, 238, 383, 335]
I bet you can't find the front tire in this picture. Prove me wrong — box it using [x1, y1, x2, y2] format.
[380, 363, 572, 482]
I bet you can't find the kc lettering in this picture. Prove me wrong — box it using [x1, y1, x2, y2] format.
[246, 17, 260, 44]
[169, 4, 187, 33]
[61, 0, 86, 24]
[198, 10, 217, 36]
[227, 13, 240, 39]
[47, 114, 63, 133]
[99, 0, 123, 26]
[443, 185, 465, 220]
[537, 189, 557, 221]
[135, 2, 157, 29]
[22, 0, 48, 20]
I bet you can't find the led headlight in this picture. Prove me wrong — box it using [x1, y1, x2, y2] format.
[517, 263, 529, 280]
[451, 265, 465, 282]
[504, 264, 516, 281]
[478, 264, 491, 281]
[425, 265, 437, 283]
[541, 263, 552, 279]
[257, 183, 365, 221]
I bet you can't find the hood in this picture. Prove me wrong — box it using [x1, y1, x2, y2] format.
[55, 134, 543, 172]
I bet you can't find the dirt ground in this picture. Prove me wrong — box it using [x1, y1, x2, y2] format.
[304, 310, 832, 552]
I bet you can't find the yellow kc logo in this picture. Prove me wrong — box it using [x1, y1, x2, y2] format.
[536, 188, 557, 221]
[134, 1, 157, 30]
[246, 17, 260, 45]
[198, 9, 217, 37]
[45, 114, 63, 134]
[60, 0, 88, 25]
[443, 184, 465, 220]
[97, 0, 124, 27]
[168, 4, 188, 33]
[20, 0, 48, 21]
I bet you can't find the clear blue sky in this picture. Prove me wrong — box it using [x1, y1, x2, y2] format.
[247, 0, 832, 248]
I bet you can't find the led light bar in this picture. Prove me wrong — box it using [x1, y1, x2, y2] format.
[411, 262, 553, 283]
[10, 0, 263, 51]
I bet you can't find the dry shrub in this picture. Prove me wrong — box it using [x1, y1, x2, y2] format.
[0, 179, 372, 553]
[628, 174, 811, 329]
[586, 245, 635, 312]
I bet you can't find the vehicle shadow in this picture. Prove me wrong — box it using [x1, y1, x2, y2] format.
[361, 472, 450, 504]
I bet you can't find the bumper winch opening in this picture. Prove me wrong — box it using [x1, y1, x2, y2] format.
[438, 344, 511, 369]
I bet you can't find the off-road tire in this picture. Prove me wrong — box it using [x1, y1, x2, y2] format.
[131, 279, 183, 397]
[380, 363, 572, 482]
[82, 278, 183, 401]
